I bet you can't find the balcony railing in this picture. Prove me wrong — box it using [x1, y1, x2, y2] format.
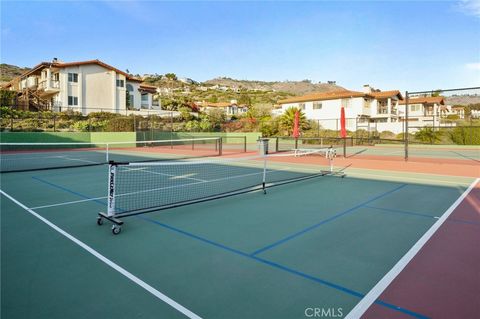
[38, 79, 60, 91]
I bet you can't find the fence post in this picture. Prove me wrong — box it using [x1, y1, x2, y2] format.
[53, 115, 56, 132]
[243, 136, 247, 153]
[405, 91, 409, 161]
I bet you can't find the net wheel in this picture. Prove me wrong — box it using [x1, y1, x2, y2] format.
[97, 217, 103, 226]
[111, 225, 121, 235]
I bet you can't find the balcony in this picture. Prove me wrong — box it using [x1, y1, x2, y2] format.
[38, 79, 60, 94]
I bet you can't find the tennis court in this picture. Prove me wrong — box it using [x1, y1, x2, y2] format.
[1, 139, 479, 319]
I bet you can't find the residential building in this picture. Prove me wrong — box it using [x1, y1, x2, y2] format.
[450, 105, 465, 119]
[3, 59, 159, 115]
[277, 85, 404, 133]
[199, 100, 248, 116]
[397, 97, 446, 128]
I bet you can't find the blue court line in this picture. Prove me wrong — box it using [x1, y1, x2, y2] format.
[250, 184, 408, 256]
[366, 206, 480, 227]
[32, 177, 428, 318]
[139, 215, 428, 319]
[365, 206, 437, 220]
[31, 176, 108, 206]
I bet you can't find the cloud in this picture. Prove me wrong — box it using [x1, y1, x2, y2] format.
[466, 62, 480, 70]
[457, 0, 480, 18]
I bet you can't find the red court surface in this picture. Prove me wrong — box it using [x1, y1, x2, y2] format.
[361, 181, 480, 319]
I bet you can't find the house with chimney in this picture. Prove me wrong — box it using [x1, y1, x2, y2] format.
[3, 59, 159, 115]
[277, 85, 404, 133]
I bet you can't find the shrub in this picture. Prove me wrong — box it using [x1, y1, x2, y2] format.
[104, 117, 134, 132]
[448, 126, 480, 145]
[414, 127, 443, 144]
[379, 131, 396, 139]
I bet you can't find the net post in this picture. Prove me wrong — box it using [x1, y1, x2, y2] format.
[275, 137, 279, 152]
[107, 161, 117, 217]
[218, 137, 223, 156]
[106, 143, 109, 163]
[192, 136, 195, 150]
[243, 136, 247, 153]
[261, 141, 267, 194]
[327, 147, 334, 173]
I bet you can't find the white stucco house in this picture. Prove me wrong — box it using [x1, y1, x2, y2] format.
[397, 96, 447, 129]
[5, 59, 159, 115]
[278, 85, 404, 133]
[277, 85, 463, 134]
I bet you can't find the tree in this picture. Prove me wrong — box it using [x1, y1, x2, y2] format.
[178, 107, 193, 121]
[206, 108, 227, 130]
[164, 73, 177, 81]
[246, 103, 272, 120]
[207, 95, 218, 103]
[0, 89, 17, 107]
[162, 98, 180, 111]
[238, 93, 252, 106]
[414, 127, 442, 144]
[278, 107, 309, 136]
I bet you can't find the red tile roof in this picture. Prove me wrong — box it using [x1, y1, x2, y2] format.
[278, 89, 403, 104]
[15, 59, 143, 82]
[203, 102, 232, 108]
[370, 90, 403, 99]
[399, 97, 445, 105]
[278, 90, 365, 104]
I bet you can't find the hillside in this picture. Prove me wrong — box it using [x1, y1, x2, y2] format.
[445, 95, 480, 106]
[204, 77, 345, 95]
[0, 63, 31, 82]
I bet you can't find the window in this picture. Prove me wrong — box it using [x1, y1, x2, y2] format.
[116, 79, 124, 87]
[299, 103, 306, 110]
[313, 102, 322, 110]
[68, 73, 78, 82]
[68, 96, 78, 106]
[410, 104, 421, 112]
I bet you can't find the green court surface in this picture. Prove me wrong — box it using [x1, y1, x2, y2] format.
[1, 159, 475, 319]
[345, 144, 480, 161]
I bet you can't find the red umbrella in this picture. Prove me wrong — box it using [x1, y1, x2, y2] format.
[340, 106, 347, 138]
[293, 110, 300, 138]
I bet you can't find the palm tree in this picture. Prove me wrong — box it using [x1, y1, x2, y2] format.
[279, 107, 309, 136]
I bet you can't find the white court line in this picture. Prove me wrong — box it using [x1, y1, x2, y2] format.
[31, 196, 108, 210]
[348, 171, 473, 186]
[345, 177, 479, 319]
[60, 157, 100, 164]
[124, 167, 207, 182]
[0, 189, 203, 319]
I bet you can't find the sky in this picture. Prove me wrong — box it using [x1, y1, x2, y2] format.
[1, 0, 479, 92]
